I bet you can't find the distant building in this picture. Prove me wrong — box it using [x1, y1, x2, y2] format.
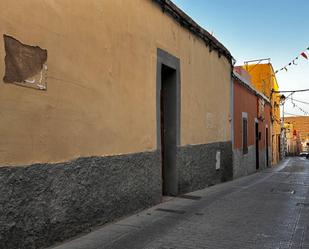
[284, 122, 302, 156]
[241, 63, 281, 165]
[233, 67, 271, 178]
[285, 116, 309, 152]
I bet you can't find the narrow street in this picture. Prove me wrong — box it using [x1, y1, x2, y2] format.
[52, 157, 309, 249]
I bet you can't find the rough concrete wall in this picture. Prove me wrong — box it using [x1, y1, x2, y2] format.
[0, 0, 231, 166]
[259, 148, 267, 170]
[233, 146, 271, 179]
[177, 141, 232, 193]
[268, 146, 272, 166]
[0, 151, 161, 249]
[233, 145, 256, 179]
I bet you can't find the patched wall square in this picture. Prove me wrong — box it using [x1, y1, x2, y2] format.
[3, 34, 47, 89]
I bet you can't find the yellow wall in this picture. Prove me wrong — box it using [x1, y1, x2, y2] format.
[0, 0, 232, 166]
[243, 64, 281, 135]
[243, 64, 270, 97]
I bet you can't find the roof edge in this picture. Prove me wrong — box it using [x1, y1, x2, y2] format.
[152, 0, 234, 65]
[233, 71, 271, 104]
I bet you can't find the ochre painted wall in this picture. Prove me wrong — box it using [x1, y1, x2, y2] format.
[241, 63, 280, 164]
[242, 64, 278, 97]
[0, 0, 231, 166]
[260, 103, 271, 154]
[242, 64, 281, 136]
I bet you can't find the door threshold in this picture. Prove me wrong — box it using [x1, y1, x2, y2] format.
[161, 196, 175, 203]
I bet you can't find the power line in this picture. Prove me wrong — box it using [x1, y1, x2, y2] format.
[290, 99, 309, 105]
[284, 112, 305, 116]
[285, 95, 309, 105]
[290, 101, 309, 115]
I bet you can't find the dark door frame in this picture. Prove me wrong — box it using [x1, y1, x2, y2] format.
[266, 125, 269, 167]
[156, 48, 181, 196]
[255, 120, 260, 170]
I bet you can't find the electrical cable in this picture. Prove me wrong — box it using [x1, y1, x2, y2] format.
[289, 99, 309, 105]
[284, 112, 304, 116]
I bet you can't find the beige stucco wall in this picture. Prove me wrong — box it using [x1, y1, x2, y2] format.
[0, 0, 231, 166]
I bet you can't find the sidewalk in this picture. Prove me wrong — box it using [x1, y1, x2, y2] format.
[51, 158, 309, 249]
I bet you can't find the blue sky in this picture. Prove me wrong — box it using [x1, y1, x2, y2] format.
[173, 0, 309, 116]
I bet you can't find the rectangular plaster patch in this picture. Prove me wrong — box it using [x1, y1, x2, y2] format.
[3, 34, 48, 90]
[216, 150, 221, 170]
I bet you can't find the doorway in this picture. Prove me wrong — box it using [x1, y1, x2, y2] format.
[255, 122, 260, 170]
[266, 127, 269, 167]
[278, 135, 281, 161]
[157, 49, 180, 196]
[161, 65, 177, 196]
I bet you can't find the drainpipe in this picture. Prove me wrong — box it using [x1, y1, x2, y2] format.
[230, 69, 235, 179]
[230, 74, 234, 149]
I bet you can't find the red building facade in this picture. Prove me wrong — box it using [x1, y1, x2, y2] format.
[233, 67, 271, 178]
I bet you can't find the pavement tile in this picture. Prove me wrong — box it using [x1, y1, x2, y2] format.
[51, 158, 309, 249]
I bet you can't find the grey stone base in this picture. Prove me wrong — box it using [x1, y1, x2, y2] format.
[233, 145, 256, 179]
[0, 141, 233, 249]
[259, 147, 272, 170]
[0, 151, 161, 249]
[259, 149, 266, 171]
[233, 146, 271, 179]
[177, 141, 233, 193]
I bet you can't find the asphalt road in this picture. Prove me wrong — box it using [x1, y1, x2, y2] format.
[51, 157, 309, 249]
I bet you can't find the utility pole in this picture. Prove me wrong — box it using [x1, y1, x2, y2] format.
[280, 94, 286, 159]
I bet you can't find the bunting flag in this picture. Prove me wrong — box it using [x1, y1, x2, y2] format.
[301, 52, 308, 59]
[275, 47, 309, 74]
[290, 96, 309, 115]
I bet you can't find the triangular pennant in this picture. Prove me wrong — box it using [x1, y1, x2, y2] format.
[301, 52, 308, 59]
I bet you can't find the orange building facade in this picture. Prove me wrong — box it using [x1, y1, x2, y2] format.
[242, 63, 281, 165]
[233, 67, 271, 178]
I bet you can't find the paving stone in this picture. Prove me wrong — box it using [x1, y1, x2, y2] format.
[52, 157, 309, 249]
